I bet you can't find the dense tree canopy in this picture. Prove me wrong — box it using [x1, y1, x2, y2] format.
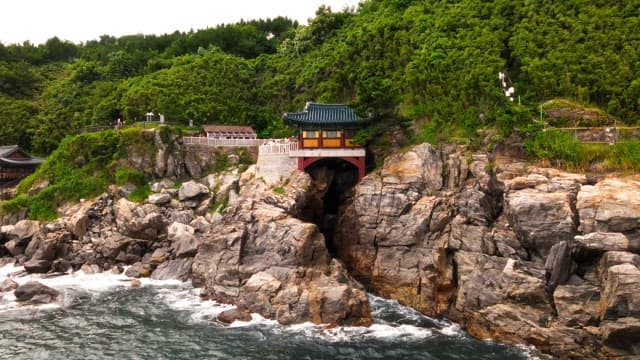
[1, 1, 638, 155]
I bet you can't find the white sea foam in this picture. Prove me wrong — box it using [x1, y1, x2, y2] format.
[516, 344, 552, 360]
[351, 323, 434, 340]
[155, 286, 234, 324]
[0, 263, 524, 352]
[150, 285, 442, 343]
[439, 323, 463, 336]
[228, 313, 279, 328]
[0, 263, 191, 314]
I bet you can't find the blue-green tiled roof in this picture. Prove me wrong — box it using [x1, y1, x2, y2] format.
[283, 102, 362, 127]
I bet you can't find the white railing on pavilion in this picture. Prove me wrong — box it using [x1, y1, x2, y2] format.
[183, 136, 298, 155]
[258, 141, 298, 155]
[183, 137, 261, 147]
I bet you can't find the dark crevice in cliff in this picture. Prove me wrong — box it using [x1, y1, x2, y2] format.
[299, 159, 359, 258]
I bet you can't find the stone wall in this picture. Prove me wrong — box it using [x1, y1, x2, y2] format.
[255, 153, 297, 186]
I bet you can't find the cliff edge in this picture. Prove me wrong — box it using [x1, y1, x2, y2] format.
[334, 142, 640, 358]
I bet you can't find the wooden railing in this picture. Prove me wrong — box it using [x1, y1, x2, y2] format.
[258, 141, 298, 155]
[183, 137, 261, 147]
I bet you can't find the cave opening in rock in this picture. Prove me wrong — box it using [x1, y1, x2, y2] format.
[300, 159, 359, 256]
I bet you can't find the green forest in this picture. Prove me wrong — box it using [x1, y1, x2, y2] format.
[2, 0, 640, 163]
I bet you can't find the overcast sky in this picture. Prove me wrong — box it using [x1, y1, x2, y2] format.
[0, 0, 362, 45]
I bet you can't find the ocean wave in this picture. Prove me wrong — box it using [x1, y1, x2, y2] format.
[1, 263, 544, 359]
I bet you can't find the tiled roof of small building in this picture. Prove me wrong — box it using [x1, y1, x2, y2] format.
[0, 145, 43, 167]
[201, 125, 256, 134]
[0, 145, 19, 158]
[283, 103, 362, 126]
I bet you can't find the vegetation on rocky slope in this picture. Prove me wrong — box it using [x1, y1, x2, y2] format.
[1, 1, 639, 163]
[1, 128, 157, 219]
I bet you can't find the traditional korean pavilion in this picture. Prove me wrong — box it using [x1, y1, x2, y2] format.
[283, 102, 366, 180]
[0, 145, 43, 181]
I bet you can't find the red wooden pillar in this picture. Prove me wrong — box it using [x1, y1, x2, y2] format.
[356, 157, 365, 181]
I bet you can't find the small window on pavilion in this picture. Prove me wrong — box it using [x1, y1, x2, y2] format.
[322, 130, 341, 138]
[344, 129, 358, 138]
[303, 131, 319, 139]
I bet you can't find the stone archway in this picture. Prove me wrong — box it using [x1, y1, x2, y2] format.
[299, 158, 360, 256]
[298, 156, 365, 181]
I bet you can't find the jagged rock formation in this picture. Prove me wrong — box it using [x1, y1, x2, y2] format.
[0, 138, 371, 326]
[334, 143, 640, 359]
[192, 171, 370, 326]
[2, 134, 639, 358]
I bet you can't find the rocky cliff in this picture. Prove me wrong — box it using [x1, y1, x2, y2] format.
[0, 129, 371, 327]
[2, 132, 639, 358]
[334, 143, 640, 358]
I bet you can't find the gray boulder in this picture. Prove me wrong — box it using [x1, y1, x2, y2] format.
[124, 262, 153, 278]
[0, 278, 18, 292]
[578, 178, 640, 237]
[217, 308, 251, 324]
[168, 222, 200, 258]
[9, 220, 40, 241]
[24, 259, 53, 273]
[545, 241, 576, 291]
[600, 263, 640, 321]
[114, 198, 165, 241]
[150, 258, 193, 281]
[553, 284, 600, 327]
[14, 281, 60, 304]
[600, 317, 640, 356]
[178, 181, 209, 201]
[148, 193, 172, 206]
[505, 188, 578, 259]
[4, 239, 26, 256]
[0, 224, 15, 242]
[573, 232, 637, 255]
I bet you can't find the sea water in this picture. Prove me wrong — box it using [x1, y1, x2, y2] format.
[0, 264, 546, 359]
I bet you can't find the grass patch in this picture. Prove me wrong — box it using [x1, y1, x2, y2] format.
[272, 186, 285, 195]
[605, 140, 640, 171]
[525, 129, 640, 172]
[115, 167, 147, 186]
[209, 197, 228, 213]
[127, 184, 152, 203]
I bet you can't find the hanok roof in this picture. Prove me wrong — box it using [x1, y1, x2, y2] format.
[0, 145, 20, 158]
[0, 145, 44, 168]
[283, 103, 362, 127]
[202, 125, 256, 134]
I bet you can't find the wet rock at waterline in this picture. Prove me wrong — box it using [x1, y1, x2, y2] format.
[217, 308, 252, 324]
[14, 281, 60, 304]
[1, 277, 18, 292]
